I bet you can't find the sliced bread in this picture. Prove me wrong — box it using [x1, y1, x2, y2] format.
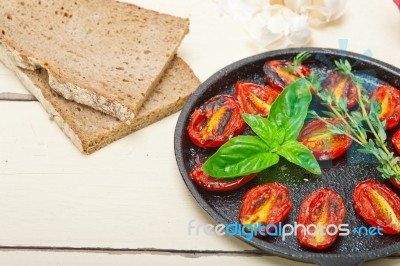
[0, 0, 189, 122]
[3, 56, 199, 154]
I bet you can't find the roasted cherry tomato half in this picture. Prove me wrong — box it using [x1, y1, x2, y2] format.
[297, 188, 346, 250]
[353, 179, 400, 234]
[187, 95, 246, 148]
[263, 60, 311, 91]
[235, 81, 280, 117]
[370, 85, 400, 130]
[190, 164, 256, 192]
[297, 118, 353, 161]
[239, 183, 292, 236]
[392, 130, 400, 188]
[320, 70, 358, 109]
[392, 128, 400, 154]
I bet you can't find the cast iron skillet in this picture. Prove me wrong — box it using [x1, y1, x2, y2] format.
[174, 48, 400, 266]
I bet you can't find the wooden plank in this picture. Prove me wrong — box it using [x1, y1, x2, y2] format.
[0, 101, 254, 251]
[0, 0, 398, 262]
[0, 69, 29, 94]
[0, 251, 314, 266]
[0, 250, 398, 266]
[0, 92, 36, 101]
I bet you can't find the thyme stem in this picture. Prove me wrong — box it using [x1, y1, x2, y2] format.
[310, 58, 400, 182]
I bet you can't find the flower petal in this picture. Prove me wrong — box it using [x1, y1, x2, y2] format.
[283, 0, 348, 25]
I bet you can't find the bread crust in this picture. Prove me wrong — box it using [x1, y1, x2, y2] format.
[0, 0, 189, 122]
[0, 45, 199, 153]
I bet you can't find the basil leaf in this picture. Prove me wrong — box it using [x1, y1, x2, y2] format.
[202, 136, 280, 178]
[277, 140, 321, 175]
[241, 114, 284, 148]
[268, 78, 312, 142]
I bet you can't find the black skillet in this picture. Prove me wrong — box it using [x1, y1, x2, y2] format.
[174, 48, 400, 266]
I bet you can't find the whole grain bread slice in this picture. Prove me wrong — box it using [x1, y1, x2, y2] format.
[0, 0, 189, 122]
[1, 54, 199, 154]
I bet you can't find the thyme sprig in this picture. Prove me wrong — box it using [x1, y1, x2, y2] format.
[283, 51, 311, 75]
[294, 51, 311, 67]
[309, 59, 400, 182]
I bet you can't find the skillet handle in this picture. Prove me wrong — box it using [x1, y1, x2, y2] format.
[313, 258, 363, 266]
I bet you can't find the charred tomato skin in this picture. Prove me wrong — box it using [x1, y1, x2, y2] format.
[392, 129, 400, 189]
[392, 129, 400, 153]
[297, 188, 346, 250]
[235, 81, 280, 117]
[298, 118, 353, 161]
[238, 183, 292, 236]
[190, 164, 256, 192]
[388, 126, 400, 188]
[370, 85, 400, 130]
[187, 95, 246, 148]
[320, 70, 358, 109]
[263, 60, 311, 91]
[353, 179, 400, 234]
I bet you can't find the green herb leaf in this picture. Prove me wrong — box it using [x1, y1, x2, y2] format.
[308, 72, 322, 93]
[358, 148, 371, 154]
[390, 157, 399, 165]
[378, 148, 388, 161]
[321, 111, 336, 118]
[294, 51, 311, 66]
[313, 57, 400, 181]
[242, 114, 284, 148]
[337, 97, 348, 112]
[351, 111, 364, 126]
[202, 136, 279, 178]
[327, 124, 346, 135]
[358, 126, 368, 140]
[351, 75, 365, 86]
[335, 59, 352, 75]
[282, 65, 296, 74]
[378, 125, 387, 142]
[381, 120, 387, 129]
[268, 78, 312, 142]
[277, 140, 321, 175]
[307, 110, 318, 120]
[318, 90, 333, 105]
[369, 100, 381, 126]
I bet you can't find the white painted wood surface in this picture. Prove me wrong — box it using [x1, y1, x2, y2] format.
[0, 0, 399, 265]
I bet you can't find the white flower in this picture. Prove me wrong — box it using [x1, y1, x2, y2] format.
[218, 0, 269, 22]
[216, 0, 346, 50]
[283, 0, 348, 26]
[245, 5, 312, 50]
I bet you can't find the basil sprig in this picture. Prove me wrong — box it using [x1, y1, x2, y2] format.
[202, 78, 321, 178]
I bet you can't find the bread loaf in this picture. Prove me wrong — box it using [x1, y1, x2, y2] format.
[0, 0, 189, 122]
[6, 57, 199, 154]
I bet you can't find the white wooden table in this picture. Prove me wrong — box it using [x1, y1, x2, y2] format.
[0, 0, 399, 265]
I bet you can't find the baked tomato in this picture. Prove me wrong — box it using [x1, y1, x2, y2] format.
[263, 52, 311, 91]
[370, 85, 400, 130]
[239, 183, 292, 235]
[353, 179, 400, 234]
[320, 70, 358, 109]
[389, 121, 400, 189]
[297, 118, 352, 161]
[187, 95, 245, 148]
[392, 129, 400, 153]
[297, 188, 346, 250]
[190, 164, 256, 192]
[235, 81, 280, 117]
